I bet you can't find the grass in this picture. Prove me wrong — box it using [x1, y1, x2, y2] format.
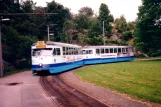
[75, 60, 161, 104]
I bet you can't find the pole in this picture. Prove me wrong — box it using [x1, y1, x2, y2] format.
[103, 21, 105, 45]
[0, 24, 3, 77]
[47, 25, 50, 41]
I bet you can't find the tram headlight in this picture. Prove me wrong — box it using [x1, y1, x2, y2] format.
[39, 63, 42, 67]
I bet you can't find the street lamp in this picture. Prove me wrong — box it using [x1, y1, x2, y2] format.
[0, 18, 10, 77]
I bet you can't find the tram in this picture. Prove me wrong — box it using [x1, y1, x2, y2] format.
[31, 41, 83, 74]
[82, 46, 134, 64]
[31, 41, 134, 74]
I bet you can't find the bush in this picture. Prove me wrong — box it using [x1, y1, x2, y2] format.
[148, 49, 161, 57]
[119, 40, 128, 45]
[2, 26, 37, 68]
[87, 36, 103, 45]
[17, 59, 31, 69]
[106, 40, 119, 45]
[122, 31, 133, 41]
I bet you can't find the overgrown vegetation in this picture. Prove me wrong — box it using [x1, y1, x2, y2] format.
[134, 0, 161, 56]
[75, 60, 161, 104]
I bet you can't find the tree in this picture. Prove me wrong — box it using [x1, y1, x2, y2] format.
[78, 6, 94, 17]
[88, 19, 102, 37]
[109, 14, 114, 22]
[127, 21, 136, 32]
[0, 0, 20, 13]
[46, 1, 71, 41]
[75, 14, 90, 30]
[62, 20, 76, 43]
[122, 31, 133, 41]
[134, 0, 161, 55]
[10, 0, 37, 36]
[98, 3, 113, 33]
[115, 15, 127, 33]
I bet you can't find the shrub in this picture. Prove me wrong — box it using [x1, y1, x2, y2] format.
[122, 31, 133, 41]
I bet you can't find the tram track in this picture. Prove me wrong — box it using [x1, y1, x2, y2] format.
[40, 74, 108, 107]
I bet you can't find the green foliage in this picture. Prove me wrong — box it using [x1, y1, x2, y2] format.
[87, 36, 103, 45]
[127, 21, 136, 31]
[17, 59, 30, 69]
[119, 40, 128, 45]
[0, 0, 20, 13]
[147, 49, 161, 57]
[109, 14, 114, 22]
[98, 3, 112, 33]
[46, 1, 71, 41]
[106, 40, 119, 45]
[115, 15, 128, 33]
[78, 6, 94, 17]
[62, 20, 76, 43]
[88, 19, 102, 37]
[2, 26, 36, 67]
[106, 40, 128, 45]
[75, 14, 90, 30]
[122, 31, 133, 41]
[21, 0, 35, 13]
[77, 34, 88, 46]
[134, 0, 161, 55]
[0, 0, 134, 69]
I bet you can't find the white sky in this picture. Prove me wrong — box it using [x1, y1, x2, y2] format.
[31, 0, 142, 22]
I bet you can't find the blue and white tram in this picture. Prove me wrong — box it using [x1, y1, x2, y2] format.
[31, 41, 83, 74]
[82, 45, 134, 65]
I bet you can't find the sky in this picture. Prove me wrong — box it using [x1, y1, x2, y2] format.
[31, 0, 142, 22]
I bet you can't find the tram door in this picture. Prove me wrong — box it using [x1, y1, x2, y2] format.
[53, 48, 61, 63]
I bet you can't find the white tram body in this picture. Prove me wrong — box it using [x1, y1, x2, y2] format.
[31, 41, 83, 74]
[31, 41, 134, 74]
[82, 45, 134, 64]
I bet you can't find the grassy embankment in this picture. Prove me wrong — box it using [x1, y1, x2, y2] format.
[75, 60, 161, 104]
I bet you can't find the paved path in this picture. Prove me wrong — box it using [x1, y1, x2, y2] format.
[0, 71, 54, 107]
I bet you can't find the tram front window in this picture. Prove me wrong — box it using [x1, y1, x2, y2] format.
[32, 48, 52, 56]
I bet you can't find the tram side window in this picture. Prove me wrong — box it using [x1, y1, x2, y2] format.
[96, 49, 100, 54]
[86, 50, 93, 54]
[79, 49, 82, 55]
[118, 48, 121, 53]
[70, 48, 73, 55]
[122, 48, 125, 53]
[73, 48, 76, 55]
[53, 48, 61, 55]
[105, 48, 109, 53]
[101, 49, 104, 54]
[75, 48, 77, 55]
[89, 50, 93, 54]
[56, 48, 61, 55]
[68, 48, 71, 55]
[66, 47, 68, 55]
[110, 48, 113, 53]
[76, 48, 79, 55]
[114, 48, 117, 53]
[63, 47, 66, 55]
[126, 48, 128, 53]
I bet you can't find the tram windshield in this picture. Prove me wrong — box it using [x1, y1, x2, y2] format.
[32, 48, 52, 56]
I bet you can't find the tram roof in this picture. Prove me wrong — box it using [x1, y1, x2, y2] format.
[32, 41, 81, 48]
[82, 45, 132, 49]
